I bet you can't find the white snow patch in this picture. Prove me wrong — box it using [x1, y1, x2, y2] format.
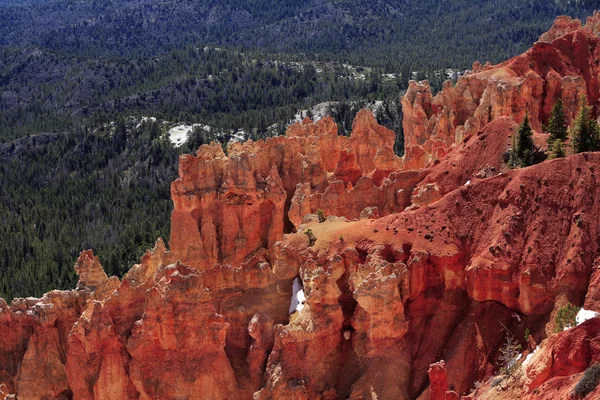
[296, 290, 306, 312]
[576, 308, 599, 326]
[168, 123, 215, 147]
[294, 100, 385, 124]
[464, 180, 471, 186]
[294, 101, 338, 123]
[168, 124, 193, 147]
[368, 100, 384, 116]
[289, 277, 306, 314]
[523, 345, 540, 366]
[135, 116, 157, 129]
[230, 130, 246, 143]
[560, 308, 597, 332]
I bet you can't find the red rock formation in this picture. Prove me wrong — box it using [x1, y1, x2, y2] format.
[4, 12, 600, 400]
[0, 291, 81, 399]
[584, 260, 600, 311]
[74, 249, 120, 300]
[524, 318, 600, 392]
[258, 151, 600, 398]
[470, 315, 600, 399]
[401, 12, 600, 171]
[410, 117, 516, 206]
[247, 313, 275, 390]
[346, 110, 403, 181]
[126, 262, 238, 399]
[429, 361, 449, 400]
[170, 110, 403, 269]
[538, 15, 585, 43]
[66, 301, 135, 399]
[170, 144, 287, 269]
[428, 361, 460, 400]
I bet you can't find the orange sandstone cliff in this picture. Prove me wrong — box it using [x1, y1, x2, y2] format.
[3, 13, 600, 400]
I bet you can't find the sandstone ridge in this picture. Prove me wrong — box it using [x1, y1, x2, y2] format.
[2, 13, 600, 400]
[170, 109, 408, 269]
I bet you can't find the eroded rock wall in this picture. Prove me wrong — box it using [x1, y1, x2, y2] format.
[401, 12, 600, 172]
[170, 110, 405, 270]
[3, 13, 600, 400]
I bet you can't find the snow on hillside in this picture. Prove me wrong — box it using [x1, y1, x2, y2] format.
[168, 124, 193, 147]
[168, 123, 216, 147]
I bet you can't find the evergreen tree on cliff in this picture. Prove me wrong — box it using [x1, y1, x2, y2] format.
[571, 96, 600, 154]
[509, 112, 534, 168]
[547, 99, 568, 143]
[548, 139, 566, 159]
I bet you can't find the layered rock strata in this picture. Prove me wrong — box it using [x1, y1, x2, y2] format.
[401, 12, 600, 173]
[170, 109, 407, 269]
[3, 13, 600, 400]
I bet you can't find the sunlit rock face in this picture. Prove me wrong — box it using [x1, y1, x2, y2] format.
[4, 13, 600, 400]
[402, 12, 600, 173]
[169, 110, 405, 270]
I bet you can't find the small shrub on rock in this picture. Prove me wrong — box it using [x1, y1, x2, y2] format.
[555, 303, 579, 332]
[317, 209, 326, 223]
[573, 364, 600, 399]
[304, 229, 317, 247]
[498, 331, 522, 377]
[490, 376, 503, 388]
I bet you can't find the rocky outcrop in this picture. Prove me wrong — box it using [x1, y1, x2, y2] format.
[169, 144, 287, 269]
[126, 262, 238, 399]
[5, 12, 600, 400]
[66, 301, 135, 399]
[9, 148, 600, 398]
[401, 12, 600, 172]
[0, 241, 287, 399]
[470, 316, 600, 399]
[74, 249, 120, 300]
[0, 291, 81, 399]
[524, 318, 600, 393]
[257, 151, 600, 399]
[428, 361, 459, 400]
[410, 117, 516, 206]
[170, 110, 404, 269]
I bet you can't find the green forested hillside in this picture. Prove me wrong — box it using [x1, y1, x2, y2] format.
[1, 1, 598, 299]
[1, 1, 597, 142]
[0, 0, 596, 70]
[0, 120, 179, 299]
[0, 46, 404, 142]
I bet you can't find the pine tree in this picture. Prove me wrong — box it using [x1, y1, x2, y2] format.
[548, 139, 566, 159]
[547, 99, 568, 143]
[509, 112, 535, 168]
[571, 96, 600, 154]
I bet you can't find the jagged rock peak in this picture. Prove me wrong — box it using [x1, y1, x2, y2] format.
[169, 109, 405, 270]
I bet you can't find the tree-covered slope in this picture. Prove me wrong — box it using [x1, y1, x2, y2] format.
[0, 119, 178, 299]
[0, 0, 596, 69]
[1, 2, 599, 300]
[0, 45, 405, 142]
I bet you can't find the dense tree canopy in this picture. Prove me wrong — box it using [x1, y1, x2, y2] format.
[0, 120, 178, 299]
[0, 1, 597, 300]
[0, 0, 594, 71]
